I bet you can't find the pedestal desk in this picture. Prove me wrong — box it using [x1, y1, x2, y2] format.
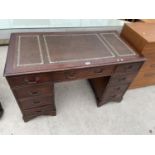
[4, 30, 145, 122]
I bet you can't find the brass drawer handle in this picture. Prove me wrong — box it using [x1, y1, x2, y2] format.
[36, 110, 42, 113]
[116, 87, 121, 91]
[119, 77, 126, 81]
[127, 65, 133, 69]
[29, 91, 39, 96]
[24, 77, 39, 84]
[94, 68, 104, 74]
[110, 94, 117, 98]
[33, 101, 41, 104]
[65, 71, 76, 79]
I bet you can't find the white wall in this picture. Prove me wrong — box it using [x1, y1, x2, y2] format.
[0, 19, 124, 29]
[0, 19, 125, 41]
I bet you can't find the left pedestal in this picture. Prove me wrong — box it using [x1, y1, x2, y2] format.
[7, 76, 56, 122]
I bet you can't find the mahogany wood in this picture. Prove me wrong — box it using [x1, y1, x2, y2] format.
[4, 29, 145, 122]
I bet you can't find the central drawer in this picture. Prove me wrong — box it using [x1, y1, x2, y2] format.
[52, 65, 115, 82]
[13, 83, 53, 99]
[7, 65, 115, 87]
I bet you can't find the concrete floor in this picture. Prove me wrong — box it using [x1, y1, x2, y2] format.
[0, 46, 155, 135]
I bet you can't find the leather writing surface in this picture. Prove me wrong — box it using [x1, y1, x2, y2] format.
[43, 34, 114, 63]
[17, 35, 43, 66]
[101, 33, 135, 56]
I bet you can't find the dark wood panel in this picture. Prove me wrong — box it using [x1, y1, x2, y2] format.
[108, 73, 137, 86]
[13, 83, 52, 99]
[23, 110, 56, 122]
[23, 104, 56, 116]
[89, 77, 110, 102]
[4, 29, 145, 122]
[19, 96, 54, 110]
[114, 62, 143, 74]
[7, 65, 115, 87]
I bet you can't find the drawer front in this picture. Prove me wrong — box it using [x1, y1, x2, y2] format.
[104, 84, 129, 96]
[7, 65, 115, 87]
[7, 73, 51, 88]
[23, 105, 56, 116]
[23, 110, 56, 122]
[14, 83, 52, 99]
[52, 66, 115, 82]
[102, 84, 129, 102]
[109, 73, 136, 85]
[115, 62, 142, 74]
[19, 96, 54, 110]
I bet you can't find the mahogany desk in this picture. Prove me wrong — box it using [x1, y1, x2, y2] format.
[4, 30, 145, 122]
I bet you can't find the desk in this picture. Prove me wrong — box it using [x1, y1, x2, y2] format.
[4, 30, 145, 122]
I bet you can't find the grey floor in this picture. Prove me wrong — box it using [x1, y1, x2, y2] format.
[0, 46, 155, 135]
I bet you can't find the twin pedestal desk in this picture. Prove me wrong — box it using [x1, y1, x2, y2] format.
[4, 30, 145, 122]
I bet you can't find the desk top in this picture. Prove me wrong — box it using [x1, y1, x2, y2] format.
[4, 30, 143, 76]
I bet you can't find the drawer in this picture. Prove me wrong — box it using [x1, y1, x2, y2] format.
[100, 85, 127, 105]
[13, 83, 53, 99]
[115, 62, 143, 74]
[109, 73, 136, 85]
[23, 104, 56, 116]
[103, 93, 123, 102]
[104, 84, 129, 95]
[7, 73, 51, 88]
[52, 66, 115, 82]
[19, 96, 54, 110]
[23, 110, 56, 122]
[7, 66, 115, 87]
[103, 84, 129, 101]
